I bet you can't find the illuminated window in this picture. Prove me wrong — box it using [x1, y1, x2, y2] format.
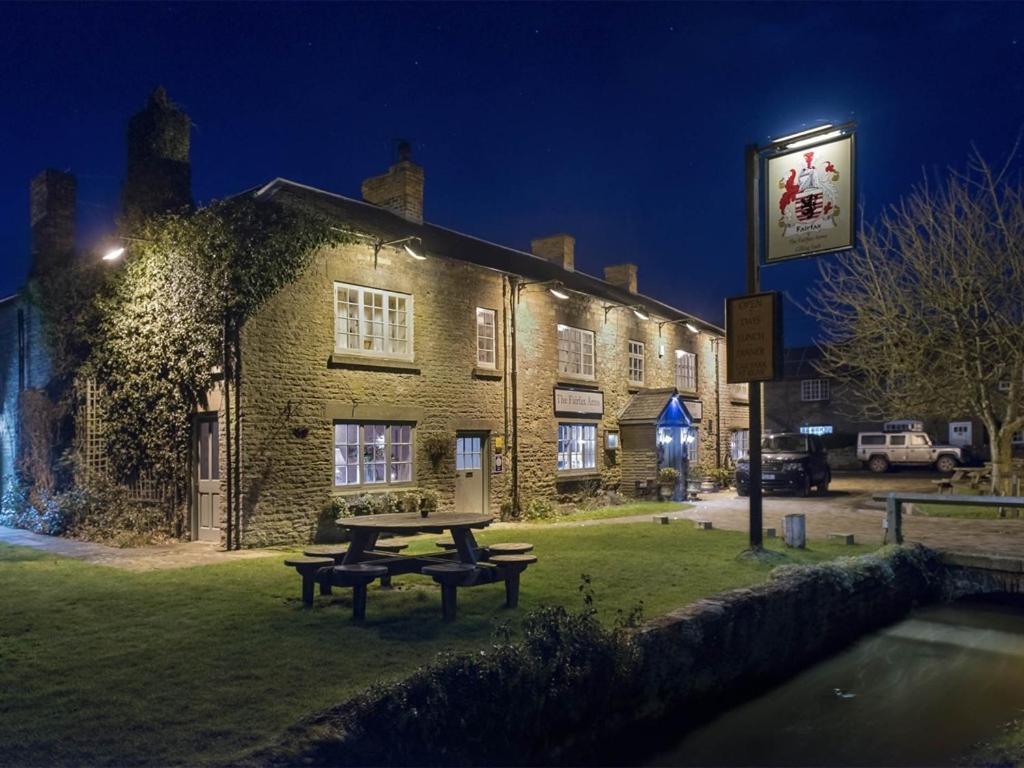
[628, 340, 645, 385]
[476, 307, 496, 368]
[334, 283, 413, 360]
[333, 423, 415, 487]
[799, 425, 833, 436]
[800, 379, 830, 402]
[558, 325, 595, 379]
[557, 423, 597, 472]
[675, 350, 697, 392]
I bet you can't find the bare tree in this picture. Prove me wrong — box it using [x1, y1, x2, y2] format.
[808, 149, 1024, 492]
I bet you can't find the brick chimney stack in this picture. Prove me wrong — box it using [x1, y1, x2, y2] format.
[30, 169, 76, 276]
[361, 142, 425, 224]
[530, 234, 575, 272]
[603, 263, 638, 294]
[121, 86, 192, 219]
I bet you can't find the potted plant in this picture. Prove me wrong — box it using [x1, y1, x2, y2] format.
[657, 467, 680, 500]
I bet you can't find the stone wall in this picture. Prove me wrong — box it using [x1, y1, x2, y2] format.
[236, 237, 748, 545]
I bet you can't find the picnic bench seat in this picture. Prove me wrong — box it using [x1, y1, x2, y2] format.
[368, 542, 408, 587]
[330, 563, 389, 620]
[284, 556, 335, 606]
[931, 479, 954, 494]
[422, 563, 478, 621]
[485, 542, 534, 555]
[303, 546, 348, 563]
[488, 554, 538, 608]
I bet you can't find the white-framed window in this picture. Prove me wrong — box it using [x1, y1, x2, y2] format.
[476, 307, 496, 369]
[800, 378, 830, 402]
[334, 283, 413, 360]
[675, 350, 697, 392]
[558, 324, 595, 379]
[686, 428, 700, 464]
[730, 429, 750, 461]
[557, 423, 597, 472]
[1013, 431, 1024, 445]
[628, 340, 645, 385]
[333, 422, 414, 487]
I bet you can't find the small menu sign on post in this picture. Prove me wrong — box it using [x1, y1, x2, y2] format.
[725, 292, 783, 383]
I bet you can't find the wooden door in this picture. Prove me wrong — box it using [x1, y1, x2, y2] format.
[194, 415, 221, 542]
[455, 433, 487, 514]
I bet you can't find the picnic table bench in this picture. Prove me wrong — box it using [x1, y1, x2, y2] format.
[872, 491, 1024, 544]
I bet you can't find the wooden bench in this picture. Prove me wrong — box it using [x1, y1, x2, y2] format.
[485, 542, 534, 556]
[329, 563, 389, 620]
[303, 547, 348, 564]
[488, 554, 538, 608]
[284, 556, 335, 606]
[931, 478, 954, 495]
[369, 542, 408, 587]
[422, 563, 478, 621]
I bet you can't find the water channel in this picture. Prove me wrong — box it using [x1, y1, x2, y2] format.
[648, 597, 1024, 767]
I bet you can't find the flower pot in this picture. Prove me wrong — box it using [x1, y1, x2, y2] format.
[659, 484, 674, 500]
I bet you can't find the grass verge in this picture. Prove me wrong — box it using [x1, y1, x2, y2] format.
[524, 500, 692, 524]
[0, 525, 871, 767]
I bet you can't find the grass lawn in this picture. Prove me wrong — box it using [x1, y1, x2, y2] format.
[525, 500, 692, 524]
[0, 525, 873, 767]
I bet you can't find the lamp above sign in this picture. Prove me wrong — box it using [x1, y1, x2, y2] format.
[553, 387, 604, 417]
[764, 133, 855, 264]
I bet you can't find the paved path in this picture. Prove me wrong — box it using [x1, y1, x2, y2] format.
[557, 472, 1024, 557]
[0, 526, 281, 572]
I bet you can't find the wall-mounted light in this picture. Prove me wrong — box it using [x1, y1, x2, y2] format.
[605, 430, 619, 451]
[633, 308, 650, 321]
[102, 246, 125, 262]
[549, 287, 570, 300]
[785, 129, 843, 150]
[685, 322, 699, 334]
[771, 124, 834, 145]
[373, 235, 426, 268]
[403, 241, 427, 260]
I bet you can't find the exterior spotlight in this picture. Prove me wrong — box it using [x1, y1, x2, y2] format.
[549, 287, 569, 300]
[102, 246, 125, 261]
[403, 242, 426, 261]
[633, 308, 649, 320]
[771, 124, 834, 145]
[785, 129, 843, 150]
[685, 323, 699, 333]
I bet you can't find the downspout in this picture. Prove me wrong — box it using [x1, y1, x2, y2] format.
[233, 321, 242, 549]
[714, 337, 722, 469]
[510, 276, 520, 516]
[222, 310, 233, 551]
[501, 277, 510, 505]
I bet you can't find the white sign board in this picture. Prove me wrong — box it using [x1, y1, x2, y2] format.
[553, 387, 604, 417]
[765, 134, 854, 263]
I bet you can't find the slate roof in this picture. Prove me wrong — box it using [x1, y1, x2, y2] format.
[253, 178, 724, 335]
[617, 388, 679, 425]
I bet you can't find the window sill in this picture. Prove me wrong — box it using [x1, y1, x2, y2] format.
[557, 376, 599, 388]
[473, 367, 502, 381]
[556, 471, 602, 482]
[329, 354, 420, 374]
[332, 483, 418, 497]
[627, 385, 643, 394]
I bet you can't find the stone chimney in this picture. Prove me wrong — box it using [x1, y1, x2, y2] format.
[30, 169, 76, 276]
[603, 263, 638, 294]
[361, 142, 425, 224]
[530, 234, 575, 272]
[122, 86, 192, 219]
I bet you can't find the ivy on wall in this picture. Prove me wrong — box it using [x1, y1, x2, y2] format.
[86, 196, 341, 500]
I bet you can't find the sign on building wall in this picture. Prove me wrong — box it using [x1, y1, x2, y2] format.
[765, 134, 854, 264]
[682, 399, 703, 422]
[553, 387, 604, 417]
[725, 292, 783, 383]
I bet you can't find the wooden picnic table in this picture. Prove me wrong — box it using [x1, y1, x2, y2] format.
[339, 512, 494, 572]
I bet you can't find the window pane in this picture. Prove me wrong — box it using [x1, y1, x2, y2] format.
[333, 422, 359, 486]
[476, 308, 496, 367]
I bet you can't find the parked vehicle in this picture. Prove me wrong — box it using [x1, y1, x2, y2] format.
[735, 433, 831, 497]
[856, 431, 963, 473]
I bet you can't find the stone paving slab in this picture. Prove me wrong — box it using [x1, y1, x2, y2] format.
[0, 526, 283, 572]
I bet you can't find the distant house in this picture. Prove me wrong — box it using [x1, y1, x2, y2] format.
[763, 346, 989, 457]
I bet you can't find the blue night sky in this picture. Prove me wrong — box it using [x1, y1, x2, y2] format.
[2, 2, 1022, 343]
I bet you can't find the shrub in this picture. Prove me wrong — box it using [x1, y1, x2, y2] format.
[521, 497, 556, 521]
[657, 467, 679, 485]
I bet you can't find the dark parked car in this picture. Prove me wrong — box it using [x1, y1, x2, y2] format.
[735, 432, 831, 497]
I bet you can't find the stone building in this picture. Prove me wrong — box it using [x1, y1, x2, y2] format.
[0, 89, 749, 546]
[230, 153, 749, 545]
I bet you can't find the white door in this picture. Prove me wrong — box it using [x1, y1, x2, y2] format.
[455, 433, 487, 514]
[949, 422, 972, 447]
[194, 415, 221, 542]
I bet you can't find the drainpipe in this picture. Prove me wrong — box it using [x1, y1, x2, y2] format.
[510, 276, 520, 516]
[714, 337, 722, 469]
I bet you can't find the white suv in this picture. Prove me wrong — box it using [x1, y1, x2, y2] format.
[856, 432, 963, 473]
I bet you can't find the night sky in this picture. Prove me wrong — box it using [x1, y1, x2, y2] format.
[2, 2, 1023, 343]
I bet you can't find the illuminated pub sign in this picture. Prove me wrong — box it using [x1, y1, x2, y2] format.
[765, 133, 854, 264]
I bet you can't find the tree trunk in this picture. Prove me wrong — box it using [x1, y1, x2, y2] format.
[990, 430, 1015, 495]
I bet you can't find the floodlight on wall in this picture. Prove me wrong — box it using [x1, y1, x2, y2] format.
[549, 287, 570, 300]
[517, 279, 570, 300]
[102, 246, 125, 261]
[784, 129, 843, 150]
[373, 235, 426, 268]
[685, 323, 699, 334]
[633, 308, 650, 321]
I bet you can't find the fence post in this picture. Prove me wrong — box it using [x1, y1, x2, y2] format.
[886, 493, 903, 545]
